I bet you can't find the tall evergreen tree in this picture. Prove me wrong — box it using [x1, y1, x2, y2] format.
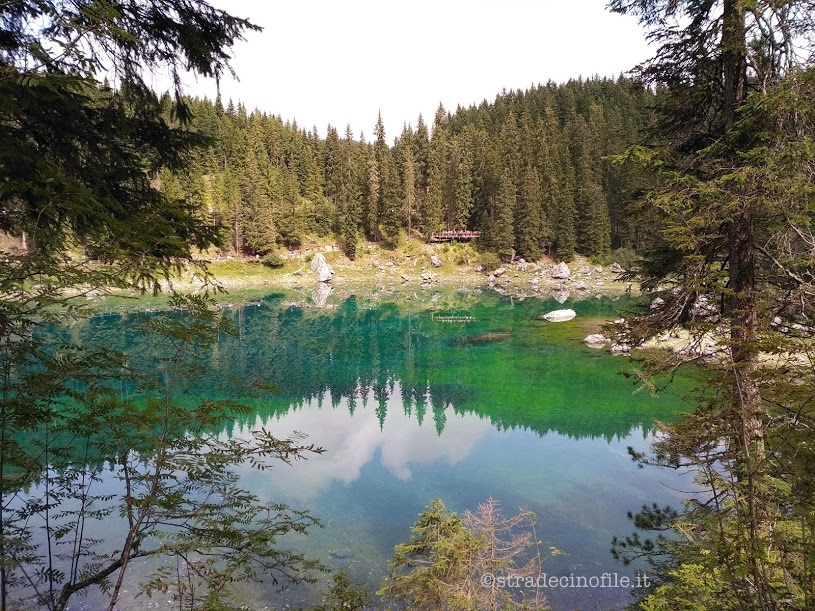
[402, 145, 417, 239]
[515, 165, 544, 260]
[424, 105, 449, 235]
[451, 137, 474, 230]
[492, 168, 516, 259]
[572, 116, 610, 256]
[608, 2, 815, 608]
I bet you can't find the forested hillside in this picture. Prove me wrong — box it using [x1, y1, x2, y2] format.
[162, 77, 656, 261]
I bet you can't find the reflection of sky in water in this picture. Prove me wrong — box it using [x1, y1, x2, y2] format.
[233, 387, 493, 501]
[225, 386, 694, 611]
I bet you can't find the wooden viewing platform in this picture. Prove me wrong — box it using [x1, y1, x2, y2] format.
[430, 230, 481, 242]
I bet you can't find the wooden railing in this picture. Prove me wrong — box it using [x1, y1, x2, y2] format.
[430, 230, 482, 242]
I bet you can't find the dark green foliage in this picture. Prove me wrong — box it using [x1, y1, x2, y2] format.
[261, 252, 286, 268]
[515, 166, 544, 260]
[0, 3, 334, 609]
[477, 252, 502, 272]
[308, 570, 370, 611]
[607, 1, 815, 609]
[493, 168, 517, 259]
[0, 0, 258, 276]
[157, 78, 654, 260]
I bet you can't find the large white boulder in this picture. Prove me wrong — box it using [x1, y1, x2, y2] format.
[310, 253, 334, 282]
[540, 309, 576, 323]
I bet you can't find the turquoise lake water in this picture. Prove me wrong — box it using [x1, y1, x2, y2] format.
[58, 290, 697, 610]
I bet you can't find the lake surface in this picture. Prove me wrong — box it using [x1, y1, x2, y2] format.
[69, 290, 695, 610]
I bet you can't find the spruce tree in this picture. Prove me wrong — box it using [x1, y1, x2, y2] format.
[424, 105, 449, 235]
[493, 168, 516, 259]
[573, 116, 610, 257]
[515, 165, 544, 260]
[451, 137, 474, 230]
[608, 2, 815, 608]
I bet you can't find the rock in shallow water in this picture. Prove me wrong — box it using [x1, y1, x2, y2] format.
[454, 332, 512, 346]
[539, 309, 576, 323]
[583, 333, 609, 348]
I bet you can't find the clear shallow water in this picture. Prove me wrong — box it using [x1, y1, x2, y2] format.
[66, 291, 695, 610]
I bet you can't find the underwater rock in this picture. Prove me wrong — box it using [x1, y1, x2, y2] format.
[454, 332, 512, 346]
[329, 548, 353, 559]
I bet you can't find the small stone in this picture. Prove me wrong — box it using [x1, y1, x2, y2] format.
[584, 334, 609, 349]
[611, 343, 631, 356]
[494, 267, 507, 277]
[430, 255, 442, 268]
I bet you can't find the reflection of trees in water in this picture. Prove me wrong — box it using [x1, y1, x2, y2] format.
[73, 295, 679, 442]
[49, 294, 679, 444]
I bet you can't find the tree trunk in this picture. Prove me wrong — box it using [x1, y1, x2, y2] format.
[722, 2, 770, 606]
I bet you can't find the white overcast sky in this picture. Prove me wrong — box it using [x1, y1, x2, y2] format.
[156, 0, 652, 140]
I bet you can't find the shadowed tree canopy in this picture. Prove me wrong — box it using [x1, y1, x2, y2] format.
[0, 0, 258, 284]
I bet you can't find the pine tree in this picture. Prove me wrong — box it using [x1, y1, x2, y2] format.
[515, 165, 544, 260]
[365, 149, 380, 241]
[451, 137, 473, 230]
[553, 140, 577, 260]
[492, 168, 516, 259]
[424, 105, 448, 236]
[379, 149, 403, 247]
[402, 145, 417, 239]
[413, 114, 431, 230]
[572, 116, 610, 257]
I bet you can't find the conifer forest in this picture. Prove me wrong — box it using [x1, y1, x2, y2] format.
[159, 78, 653, 262]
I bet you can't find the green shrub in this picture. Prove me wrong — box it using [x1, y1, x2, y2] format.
[449, 243, 477, 266]
[261, 252, 285, 269]
[477, 252, 501, 272]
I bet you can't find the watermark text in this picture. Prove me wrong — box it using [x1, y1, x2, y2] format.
[480, 572, 650, 590]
